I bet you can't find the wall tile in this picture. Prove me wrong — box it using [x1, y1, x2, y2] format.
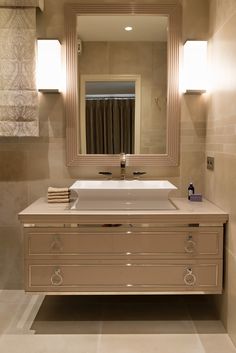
[209, 0, 236, 36]
[0, 182, 28, 227]
[0, 227, 23, 289]
[0, 150, 28, 181]
[206, 0, 236, 346]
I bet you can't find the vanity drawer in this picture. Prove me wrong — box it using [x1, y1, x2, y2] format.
[25, 259, 222, 293]
[25, 227, 223, 259]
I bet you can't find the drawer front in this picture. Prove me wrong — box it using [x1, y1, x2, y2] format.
[26, 259, 222, 293]
[25, 227, 223, 259]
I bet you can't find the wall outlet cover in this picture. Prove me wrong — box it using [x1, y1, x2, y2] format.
[207, 156, 214, 170]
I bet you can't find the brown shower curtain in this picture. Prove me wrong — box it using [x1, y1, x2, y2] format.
[86, 98, 135, 154]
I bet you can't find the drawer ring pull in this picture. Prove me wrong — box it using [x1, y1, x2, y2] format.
[184, 268, 196, 286]
[184, 238, 196, 253]
[50, 236, 63, 252]
[51, 268, 63, 286]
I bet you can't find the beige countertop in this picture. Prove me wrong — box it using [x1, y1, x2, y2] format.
[18, 197, 228, 225]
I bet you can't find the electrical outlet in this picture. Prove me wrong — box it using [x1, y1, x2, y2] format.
[207, 156, 214, 171]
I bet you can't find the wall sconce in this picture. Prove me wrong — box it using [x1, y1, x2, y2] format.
[37, 39, 61, 92]
[183, 40, 208, 94]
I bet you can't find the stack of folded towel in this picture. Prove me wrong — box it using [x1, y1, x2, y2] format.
[47, 187, 70, 203]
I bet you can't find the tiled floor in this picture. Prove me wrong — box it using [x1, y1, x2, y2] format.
[0, 290, 236, 353]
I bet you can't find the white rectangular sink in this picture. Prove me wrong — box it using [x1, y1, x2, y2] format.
[70, 180, 177, 210]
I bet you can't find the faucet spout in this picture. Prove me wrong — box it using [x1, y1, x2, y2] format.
[120, 153, 126, 180]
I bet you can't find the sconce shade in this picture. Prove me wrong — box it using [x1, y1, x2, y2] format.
[183, 40, 207, 93]
[37, 39, 61, 92]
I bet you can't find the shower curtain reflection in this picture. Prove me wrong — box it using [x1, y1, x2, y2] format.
[85, 98, 135, 154]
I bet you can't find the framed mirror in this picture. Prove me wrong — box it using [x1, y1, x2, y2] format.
[65, 4, 181, 167]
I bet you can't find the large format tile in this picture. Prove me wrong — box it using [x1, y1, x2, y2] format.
[0, 290, 235, 353]
[182, 0, 209, 41]
[38, 93, 65, 138]
[0, 227, 23, 289]
[199, 334, 236, 353]
[0, 182, 28, 226]
[100, 295, 195, 334]
[31, 296, 103, 334]
[0, 150, 28, 181]
[0, 335, 100, 353]
[98, 334, 204, 353]
[210, 0, 236, 35]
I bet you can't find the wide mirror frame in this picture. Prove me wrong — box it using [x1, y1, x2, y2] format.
[65, 3, 181, 167]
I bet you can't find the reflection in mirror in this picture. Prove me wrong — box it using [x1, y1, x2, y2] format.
[77, 15, 168, 155]
[65, 3, 181, 166]
[80, 75, 141, 154]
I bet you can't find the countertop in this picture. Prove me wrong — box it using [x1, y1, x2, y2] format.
[18, 198, 228, 225]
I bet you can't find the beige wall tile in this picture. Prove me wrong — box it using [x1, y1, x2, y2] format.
[182, 0, 209, 41]
[206, 0, 236, 345]
[0, 150, 28, 181]
[0, 182, 28, 226]
[0, 227, 23, 289]
[78, 42, 109, 74]
[209, 0, 236, 36]
[179, 151, 205, 197]
[226, 250, 236, 344]
[38, 93, 65, 138]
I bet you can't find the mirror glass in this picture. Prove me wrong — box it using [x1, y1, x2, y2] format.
[77, 15, 168, 155]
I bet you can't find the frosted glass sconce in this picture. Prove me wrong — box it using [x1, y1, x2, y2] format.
[37, 39, 61, 92]
[183, 40, 208, 94]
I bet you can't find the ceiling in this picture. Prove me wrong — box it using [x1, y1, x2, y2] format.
[77, 15, 168, 42]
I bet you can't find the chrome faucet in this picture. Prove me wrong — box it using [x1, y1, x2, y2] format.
[120, 153, 126, 180]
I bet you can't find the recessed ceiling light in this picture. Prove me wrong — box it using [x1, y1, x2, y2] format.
[124, 26, 133, 31]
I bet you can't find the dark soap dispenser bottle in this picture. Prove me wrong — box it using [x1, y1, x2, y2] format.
[188, 183, 195, 200]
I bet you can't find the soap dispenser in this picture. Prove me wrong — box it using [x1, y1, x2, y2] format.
[188, 183, 195, 200]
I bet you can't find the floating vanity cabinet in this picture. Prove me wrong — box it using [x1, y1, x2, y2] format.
[18, 198, 228, 294]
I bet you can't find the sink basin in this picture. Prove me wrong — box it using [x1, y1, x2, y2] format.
[70, 180, 177, 210]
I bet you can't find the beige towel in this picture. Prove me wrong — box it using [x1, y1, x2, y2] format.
[48, 198, 70, 203]
[48, 196, 70, 201]
[48, 192, 70, 197]
[48, 187, 69, 193]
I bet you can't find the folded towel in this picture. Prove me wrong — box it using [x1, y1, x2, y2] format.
[48, 198, 70, 203]
[48, 195, 70, 200]
[48, 187, 69, 193]
[48, 192, 70, 197]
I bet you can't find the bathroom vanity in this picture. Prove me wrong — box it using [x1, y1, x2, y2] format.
[19, 198, 228, 294]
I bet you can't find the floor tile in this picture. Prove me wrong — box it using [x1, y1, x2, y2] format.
[98, 334, 204, 353]
[199, 334, 236, 353]
[31, 295, 103, 334]
[0, 290, 236, 353]
[0, 335, 100, 353]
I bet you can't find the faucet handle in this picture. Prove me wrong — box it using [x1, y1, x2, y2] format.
[120, 153, 126, 168]
[99, 171, 112, 179]
[133, 171, 146, 179]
